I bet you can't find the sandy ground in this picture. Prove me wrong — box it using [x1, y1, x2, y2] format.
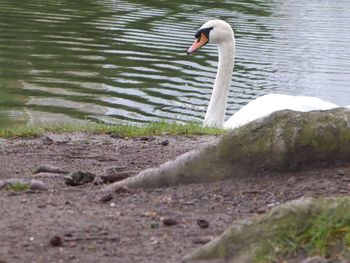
[0, 133, 350, 263]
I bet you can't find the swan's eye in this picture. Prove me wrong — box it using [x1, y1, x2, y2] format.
[197, 35, 201, 43]
[194, 27, 214, 41]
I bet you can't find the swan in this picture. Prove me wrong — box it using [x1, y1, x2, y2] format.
[187, 19, 339, 129]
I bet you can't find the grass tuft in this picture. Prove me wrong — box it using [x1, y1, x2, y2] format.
[255, 204, 350, 262]
[6, 182, 30, 192]
[0, 121, 225, 139]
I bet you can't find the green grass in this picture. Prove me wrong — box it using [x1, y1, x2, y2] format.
[0, 121, 225, 139]
[255, 205, 350, 262]
[6, 182, 30, 192]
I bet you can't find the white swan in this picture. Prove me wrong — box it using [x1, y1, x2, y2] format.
[187, 19, 339, 129]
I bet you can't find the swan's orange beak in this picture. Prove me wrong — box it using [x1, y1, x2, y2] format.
[186, 33, 209, 55]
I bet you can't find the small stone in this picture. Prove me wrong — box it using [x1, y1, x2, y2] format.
[162, 218, 178, 226]
[65, 171, 95, 186]
[32, 172, 63, 178]
[337, 169, 346, 176]
[159, 140, 169, 146]
[33, 165, 68, 175]
[139, 136, 155, 141]
[150, 236, 159, 245]
[64, 233, 73, 238]
[192, 236, 213, 244]
[50, 235, 63, 247]
[110, 202, 116, 208]
[99, 193, 113, 203]
[42, 136, 54, 145]
[197, 219, 209, 229]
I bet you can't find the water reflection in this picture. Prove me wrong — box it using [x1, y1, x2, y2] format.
[0, 0, 349, 127]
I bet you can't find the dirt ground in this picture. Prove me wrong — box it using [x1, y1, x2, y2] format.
[1, 133, 350, 263]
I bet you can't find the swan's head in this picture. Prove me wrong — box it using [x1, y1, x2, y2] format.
[187, 19, 234, 55]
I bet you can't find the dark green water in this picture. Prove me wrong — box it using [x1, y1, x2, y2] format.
[0, 0, 349, 127]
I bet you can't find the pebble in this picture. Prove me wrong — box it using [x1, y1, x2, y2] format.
[192, 236, 213, 244]
[33, 165, 68, 175]
[99, 193, 113, 203]
[65, 171, 95, 186]
[42, 136, 54, 145]
[162, 218, 178, 226]
[337, 169, 346, 176]
[150, 236, 159, 245]
[139, 136, 156, 141]
[159, 140, 169, 146]
[196, 219, 209, 229]
[37, 204, 46, 209]
[50, 235, 63, 247]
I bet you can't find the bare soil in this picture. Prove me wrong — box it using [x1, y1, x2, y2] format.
[0, 133, 349, 263]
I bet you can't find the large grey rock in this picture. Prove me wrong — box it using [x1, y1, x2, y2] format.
[103, 108, 350, 191]
[183, 196, 350, 263]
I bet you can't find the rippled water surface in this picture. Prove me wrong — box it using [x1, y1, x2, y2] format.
[0, 0, 349, 127]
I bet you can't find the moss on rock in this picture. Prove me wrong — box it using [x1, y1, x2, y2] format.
[217, 108, 350, 171]
[183, 196, 350, 263]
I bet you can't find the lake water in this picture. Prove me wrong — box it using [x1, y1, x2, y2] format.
[0, 0, 349, 127]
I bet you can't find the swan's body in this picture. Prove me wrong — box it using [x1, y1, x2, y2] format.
[223, 94, 338, 129]
[187, 20, 340, 129]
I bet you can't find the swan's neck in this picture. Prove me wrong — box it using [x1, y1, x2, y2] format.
[204, 39, 235, 128]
